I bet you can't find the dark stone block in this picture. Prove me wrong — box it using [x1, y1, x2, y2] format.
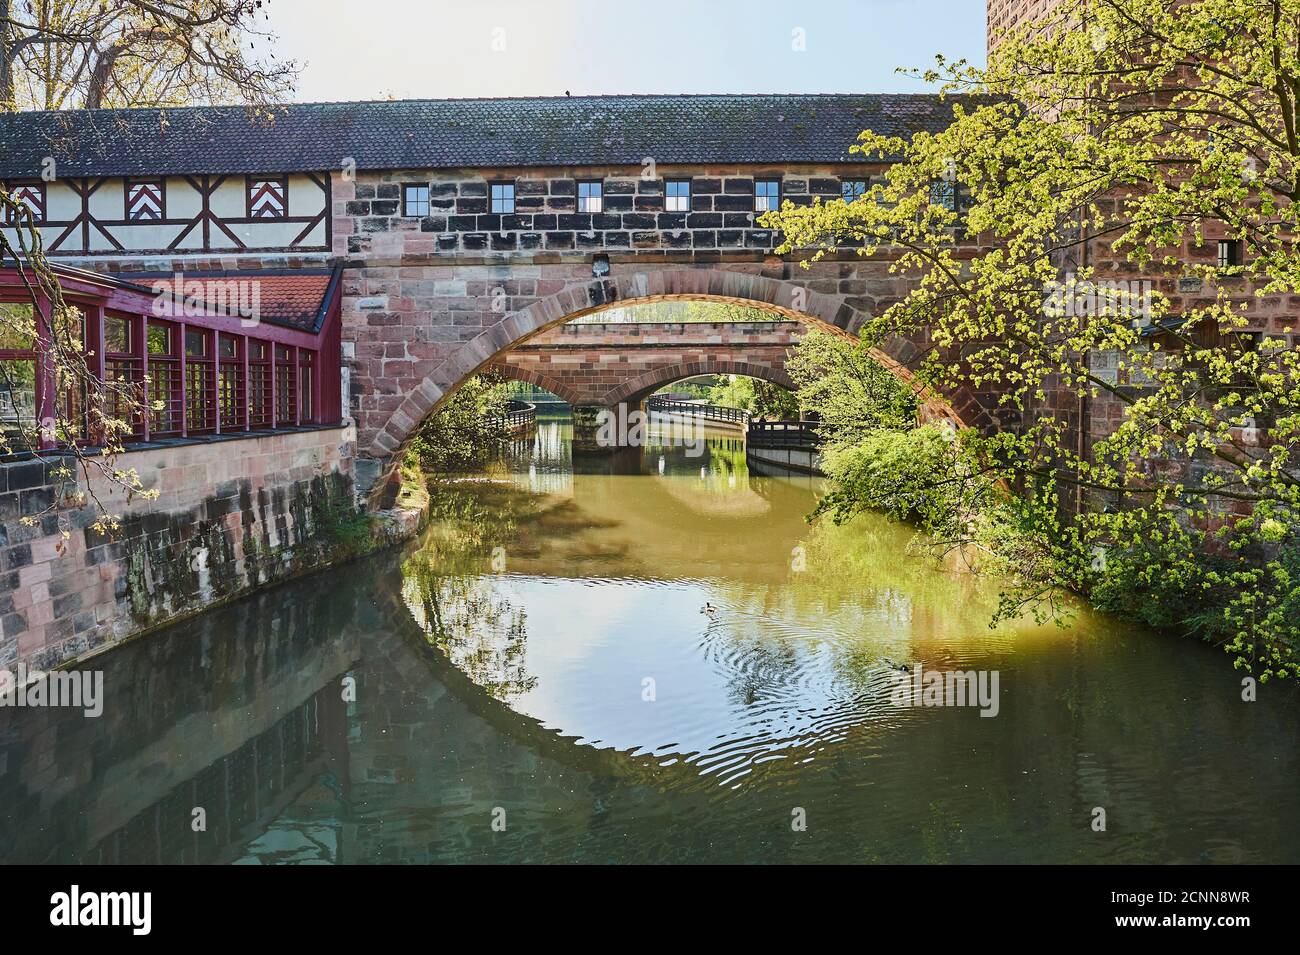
[809, 177, 840, 194]
[549, 178, 576, 195]
[358, 218, 390, 233]
[692, 230, 717, 247]
[475, 213, 501, 231]
[691, 195, 713, 211]
[718, 230, 744, 247]
[577, 231, 604, 248]
[501, 215, 532, 231]
[376, 184, 400, 199]
[490, 233, 517, 250]
[662, 230, 692, 249]
[533, 214, 557, 230]
[693, 178, 722, 193]
[714, 194, 753, 212]
[604, 179, 636, 195]
[428, 198, 455, 211]
[449, 215, 477, 231]
[746, 230, 775, 248]
[347, 236, 369, 254]
[4, 460, 46, 491]
[723, 178, 753, 194]
[516, 196, 545, 211]
[459, 181, 487, 197]
[634, 196, 663, 211]
[631, 231, 660, 247]
[355, 183, 376, 199]
[558, 214, 592, 230]
[345, 200, 371, 216]
[784, 178, 808, 193]
[657, 213, 688, 230]
[462, 233, 488, 250]
[724, 213, 755, 227]
[545, 232, 575, 248]
[603, 195, 633, 212]
[430, 182, 458, 197]
[686, 210, 728, 227]
[419, 215, 448, 232]
[456, 198, 487, 214]
[436, 234, 458, 251]
[19, 488, 53, 516]
[2, 611, 27, 637]
[516, 179, 548, 196]
[622, 213, 655, 230]
[370, 200, 399, 216]
[637, 178, 663, 194]
[520, 232, 542, 250]
[549, 196, 575, 211]
[591, 213, 622, 231]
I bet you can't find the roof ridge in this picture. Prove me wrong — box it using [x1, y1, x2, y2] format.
[7, 91, 961, 119]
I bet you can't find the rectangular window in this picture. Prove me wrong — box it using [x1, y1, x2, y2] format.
[299, 350, 316, 422]
[754, 179, 781, 213]
[125, 179, 165, 220]
[218, 335, 244, 430]
[1218, 239, 1243, 269]
[104, 314, 133, 354]
[4, 181, 46, 224]
[184, 329, 215, 432]
[578, 180, 603, 213]
[147, 321, 181, 435]
[665, 179, 691, 212]
[490, 182, 515, 214]
[930, 179, 958, 212]
[247, 177, 288, 219]
[403, 184, 430, 217]
[249, 341, 272, 428]
[842, 179, 867, 201]
[0, 358, 36, 442]
[274, 344, 296, 424]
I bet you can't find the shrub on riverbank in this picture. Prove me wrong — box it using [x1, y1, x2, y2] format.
[409, 373, 511, 473]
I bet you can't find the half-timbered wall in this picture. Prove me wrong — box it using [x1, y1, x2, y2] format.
[0, 173, 330, 256]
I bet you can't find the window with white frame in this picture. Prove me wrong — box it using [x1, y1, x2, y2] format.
[665, 179, 691, 212]
[578, 180, 603, 213]
[754, 179, 781, 213]
[491, 182, 515, 214]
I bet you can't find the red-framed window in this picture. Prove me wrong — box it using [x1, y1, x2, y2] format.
[298, 349, 316, 422]
[274, 344, 296, 425]
[184, 327, 216, 433]
[0, 300, 38, 448]
[249, 339, 272, 428]
[218, 334, 246, 430]
[148, 321, 182, 437]
[102, 311, 143, 439]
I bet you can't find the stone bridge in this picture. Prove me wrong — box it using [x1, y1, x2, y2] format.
[486, 320, 802, 409]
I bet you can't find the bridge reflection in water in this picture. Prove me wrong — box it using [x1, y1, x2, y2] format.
[1, 416, 1298, 863]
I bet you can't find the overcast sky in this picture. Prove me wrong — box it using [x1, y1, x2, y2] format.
[267, 0, 987, 102]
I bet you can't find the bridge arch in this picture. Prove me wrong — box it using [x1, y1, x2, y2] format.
[367, 266, 992, 482]
[608, 360, 797, 408]
[478, 361, 586, 407]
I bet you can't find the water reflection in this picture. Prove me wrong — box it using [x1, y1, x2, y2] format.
[1, 414, 1297, 863]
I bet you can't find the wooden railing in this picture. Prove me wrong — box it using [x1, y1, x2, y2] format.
[493, 399, 536, 431]
[645, 396, 750, 424]
[745, 418, 823, 448]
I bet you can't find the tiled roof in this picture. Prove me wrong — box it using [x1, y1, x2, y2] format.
[109, 269, 338, 332]
[0, 94, 977, 178]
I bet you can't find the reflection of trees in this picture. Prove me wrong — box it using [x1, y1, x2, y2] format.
[402, 555, 537, 704]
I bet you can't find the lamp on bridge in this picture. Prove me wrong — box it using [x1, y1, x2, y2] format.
[591, 254, 610, 278]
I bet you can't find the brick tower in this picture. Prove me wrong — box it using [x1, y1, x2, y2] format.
[987, 0, 1065, 55]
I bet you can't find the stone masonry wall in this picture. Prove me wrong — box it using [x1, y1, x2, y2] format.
[489, 320, 803, 407]
[0, 426, 359, 672]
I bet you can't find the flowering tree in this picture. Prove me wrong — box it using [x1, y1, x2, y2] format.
[763, 0, 1300, 679]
